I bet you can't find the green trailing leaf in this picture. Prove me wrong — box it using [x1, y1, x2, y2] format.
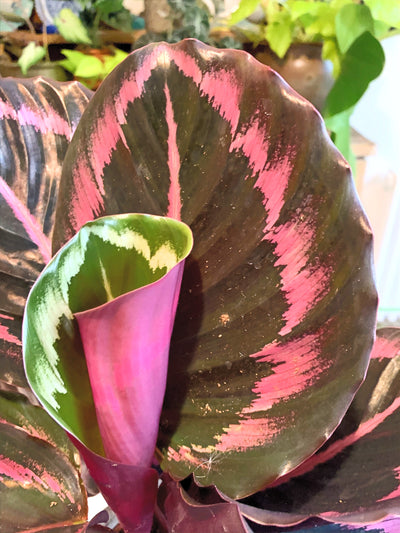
[335, 4, 375, 54]
[74, 55, 105, 78]
[324, 31, 385, 118]
[365, 0, 400, 29]
[229, 0, 260, 25]
[297, 1, 336, 39]
[54, 8, 92, 45]
[101, 48, 129, 75]
[265, 9, 294, 58]
[324, 108, 355, 170]
[17, 42, 46, 75]
[60, 49, 128, 82]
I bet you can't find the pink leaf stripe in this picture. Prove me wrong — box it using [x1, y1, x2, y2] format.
[0, 313, 22, 348]
[0, 176, 51, 263]
[229, 119, 294, 231]
[379, 467, 400, 502]
[213, 329, 332, 453]
[0, 456, 75, 503]
[68, 44, 244, 238]
[266, 218, 332, 336]
[66, 42, 332, 338]
[165, 84, 182, 220]
[269, 333, 400, 488]
[242, 329, 331, 414]
[0, 101, 72, 139]
[271, 395, 400, 487]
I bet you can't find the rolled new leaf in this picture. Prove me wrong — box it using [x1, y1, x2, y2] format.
[23, 213, 193, 532]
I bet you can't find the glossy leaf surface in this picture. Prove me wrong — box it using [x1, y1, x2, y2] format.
[0, 76, 92, 391]
[240, 328, 400, 524]
[0, 393, 87, 532]
[52, 39, 377, 498]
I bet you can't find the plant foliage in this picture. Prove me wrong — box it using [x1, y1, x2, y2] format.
[0, 39, 398, 533]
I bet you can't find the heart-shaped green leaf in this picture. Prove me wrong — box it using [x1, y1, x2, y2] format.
[51, 40, 377, 499]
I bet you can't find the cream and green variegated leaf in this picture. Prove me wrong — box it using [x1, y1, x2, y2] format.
[23, 213, 193, 533]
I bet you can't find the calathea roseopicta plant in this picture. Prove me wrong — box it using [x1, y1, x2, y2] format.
[0, 39, 399, 533]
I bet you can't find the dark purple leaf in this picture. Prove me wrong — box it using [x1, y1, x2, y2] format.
[71, 435, 158, 533]
[52, 39, 377, 498]
[0, 76, 92, 392]
[240, 328, 400, 524]
[156, 473, 251, 533]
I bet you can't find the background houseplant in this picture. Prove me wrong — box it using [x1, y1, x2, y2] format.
[0, 39, 399, 532]
[0, 0, 136, 84]
[228, 0, 400, 166]
[135, 0, 242, 49]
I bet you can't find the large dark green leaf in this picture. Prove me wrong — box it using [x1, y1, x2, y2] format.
[240, 328, 400, 524]
[0, 77, 92, 392]
[52, 39, 377, 498]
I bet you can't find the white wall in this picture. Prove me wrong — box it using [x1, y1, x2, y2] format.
[351, 35, 400, 322]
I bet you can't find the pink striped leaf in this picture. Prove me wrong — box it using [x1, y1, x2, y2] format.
[239, 328, 400, 525]
[23, 213, 193, 532]
[0, 392, 87, 532]
[0, 77, 91, 533]
[51, 37, 377, 498]
[0, 77, 92, 392]
[52, 39, 377, 499]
